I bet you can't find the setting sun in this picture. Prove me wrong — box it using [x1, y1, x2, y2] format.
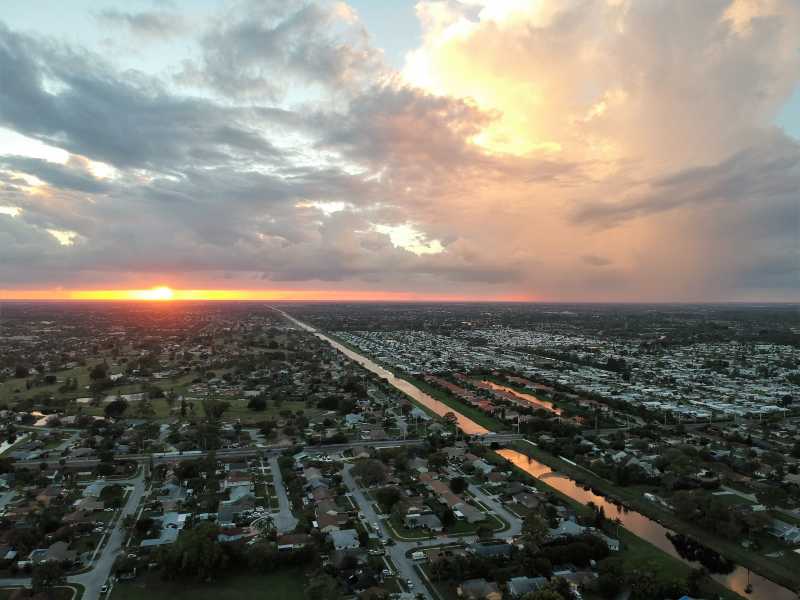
[134, 286, 174, 301]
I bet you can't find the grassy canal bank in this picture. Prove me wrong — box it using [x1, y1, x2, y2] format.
[504, 439, 800, 594]
[317, 329, 796, 596]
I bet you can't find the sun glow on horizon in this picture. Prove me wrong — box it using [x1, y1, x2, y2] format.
[0, 288, 535, 302]
[131, 286, 174, 301]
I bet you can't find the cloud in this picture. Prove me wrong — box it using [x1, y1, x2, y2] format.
[0, 155, 111, 193]
[0, 1, 799, 301]
[176, 1, 385, 100]
[0, 23, 282, 169]
[573, 131, 800, 228]
[582, 254, 612, 267]
[96, 9, 188, 40]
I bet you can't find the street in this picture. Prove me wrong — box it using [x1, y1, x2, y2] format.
[0, 467, 148, 600]
[267, 455, 298, 534]
[340, 463, 525, 600]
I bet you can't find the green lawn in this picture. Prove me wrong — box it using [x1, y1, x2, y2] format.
[0, 587, 79, 600]
[200, 398, 319, 424]
[110, 571, 305, 600]
[400, 374, 506, 432]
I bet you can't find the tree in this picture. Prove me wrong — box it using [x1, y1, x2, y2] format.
[104, 398, 128, 418]
[756, 485, 790, 509]
[89, 362, 108, 381]
[248, 396, 267, 411]
[687, 567, 709, 597]
[374, 487, 402, 512]
[440, 508, 455, 529]
[352, 460, 387, 486]
[791, 440, 800, 459]
[160, 522, 228, 581]
[31, 562, 66, 597]
[305, 573, 341, 600]
[449, 477, 467, 494]
[522, 513, 549, 546]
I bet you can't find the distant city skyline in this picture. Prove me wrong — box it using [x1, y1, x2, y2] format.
[1, 0, 799, 302]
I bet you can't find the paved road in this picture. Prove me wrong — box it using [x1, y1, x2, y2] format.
[0, 490, 16, 511]
[465, 481, 523, 537]
[13, 435, 525, 471]
[0, 469, 148, 600]
[71, 468, 148, 600]
[341, 463, 432, 599]
[341, 462, 525, 600]
[267, 456, 298, 534]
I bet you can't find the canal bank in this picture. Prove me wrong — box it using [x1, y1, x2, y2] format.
[497, 445, 798, 600]
[274, 308, 797, 600]
[500, 438, 800, 597]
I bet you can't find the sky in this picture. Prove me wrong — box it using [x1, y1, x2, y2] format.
[0, 0, 798, 302]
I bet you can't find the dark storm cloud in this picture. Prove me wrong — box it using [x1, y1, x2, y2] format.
[0, 155, 110, 193]
[573, 132, 800, 228]
[0, 22, 282, 169]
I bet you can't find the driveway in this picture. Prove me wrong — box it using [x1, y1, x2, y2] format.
[268, 456, 298, 534]
[466, 483, 523, 537]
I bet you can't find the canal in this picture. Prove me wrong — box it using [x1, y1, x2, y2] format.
[480, 380, 562, 415]
[276, 309, 488, 435]
[276, 308, 796, 600]
[497, 447, 797, 600]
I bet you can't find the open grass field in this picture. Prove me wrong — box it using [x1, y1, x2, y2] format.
[110, 571, 305, 600]
[199, 398, 320, 423]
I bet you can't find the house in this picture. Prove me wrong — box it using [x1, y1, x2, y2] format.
[217, 495, 256, 527]
[140, 511, 189, 548]
[592, 531, 620, 552]
[771, 519, 800, 545]
[455, 504, 486, 524]
[277, 533, 313, 551]
[330, 529, 360, 550]
[405, 513, 443, 532]
[548, 518, 587, 540]
[511, 492, 540, 510]
[471, 459, 494, 476]
[457, 578, 502, 600]
[31, 541, 77, 564]
[467, 542, 513, 559]
[83, 481, 107, 498]
[36, 486, 62, 507]
[507, 576, 548, 598]
[74, 498, 104, 512]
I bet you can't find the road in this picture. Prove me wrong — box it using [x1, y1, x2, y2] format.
[12, 435, 525, 469]
[340, 463, 432, 598]
[0, 468, 148, 600]
[71, 467, 148, 600]
[341, 462, 524, 600]
[267, 456, 298, 534]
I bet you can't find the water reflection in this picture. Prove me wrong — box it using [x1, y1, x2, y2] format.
[278, 310, 488, 435]
[481, 381, 563, 415]
[496, 448, 797, 600]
